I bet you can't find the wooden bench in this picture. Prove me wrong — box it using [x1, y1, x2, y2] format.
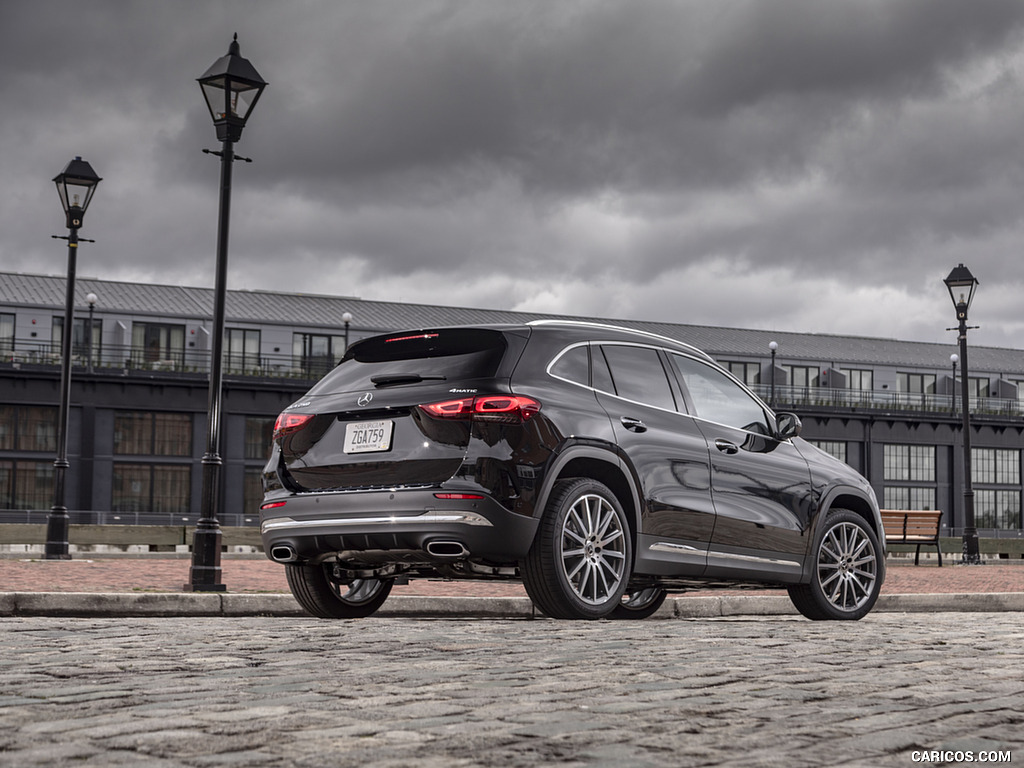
[880, 509, 943, 566]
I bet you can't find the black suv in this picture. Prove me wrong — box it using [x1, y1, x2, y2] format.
[261, 321, 885, 621]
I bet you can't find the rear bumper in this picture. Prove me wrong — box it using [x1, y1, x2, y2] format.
[259, 488, 539, 565]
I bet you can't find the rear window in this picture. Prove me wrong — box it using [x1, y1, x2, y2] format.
[306, 328, 509, 395]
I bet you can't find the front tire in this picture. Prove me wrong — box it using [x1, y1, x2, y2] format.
[286, 564, 393, 619]
[788, 510, 881, 621]
[522, 478, 633, 620]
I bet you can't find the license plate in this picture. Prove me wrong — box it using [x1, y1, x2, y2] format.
[343, 420, 393, 454]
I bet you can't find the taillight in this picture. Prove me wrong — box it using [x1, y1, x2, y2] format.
[261, 501, 287, 510]
[273, 412, 313, 440]
[419, 395, 541, 423]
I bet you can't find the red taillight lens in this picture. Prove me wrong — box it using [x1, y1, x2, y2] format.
[273, 412, 314, 440]
[434, 493, 485, 500]
[418, 395, 540, 423]
[261, 501, 287, 510]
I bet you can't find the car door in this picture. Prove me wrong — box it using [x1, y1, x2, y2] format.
[592, 343, 715, 575]
[667, 353, 816, 581]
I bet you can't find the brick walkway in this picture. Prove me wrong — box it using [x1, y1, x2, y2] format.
[1, 556, 1021, 596]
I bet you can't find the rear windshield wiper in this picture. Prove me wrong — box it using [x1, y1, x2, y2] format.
[370, 374, 447, 387]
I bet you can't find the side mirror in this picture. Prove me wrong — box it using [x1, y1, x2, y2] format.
[775, 412, 802, 440]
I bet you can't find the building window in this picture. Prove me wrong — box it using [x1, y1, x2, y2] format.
[883, 444, 935, 510]
[807, 441, 847, 464]
[883, 487, 936, 511]
[0, 313, 13, 355]
[293, 332, 347, 378]
[785, 366, 819, 388]
[0, 405, 58, 452]
[226, 328, 261, 371]
[898, 373, 936, 394]
[0, 460, 54, 510]
[131, 322, 185, 366]
[975, 490, 1021, 530]
[112, 464, 191, 514]
[968, 377, 991, 399]
[114, 412, 192, 456]
[841, 369, 873, 391]
[972, 448, 1020, 485]
[52, 316, 103, 365]
[245, 417, 274, 460]
[884, 445, 935, 482]
[724, 362, 760, 386]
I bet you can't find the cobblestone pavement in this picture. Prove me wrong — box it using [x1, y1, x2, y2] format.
[0, 613, 1021, 767]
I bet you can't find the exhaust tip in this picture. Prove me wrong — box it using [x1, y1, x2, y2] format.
[270, 545, 298, 563]
[425, 540, 470, 559]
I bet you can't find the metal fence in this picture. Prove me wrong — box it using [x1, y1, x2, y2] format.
[751, 384, 1022, 418]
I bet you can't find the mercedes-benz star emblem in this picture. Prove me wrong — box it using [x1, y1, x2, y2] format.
[357, 392, 373, 407]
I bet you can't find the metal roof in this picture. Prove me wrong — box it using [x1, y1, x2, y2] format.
[2, 270, 1022, 374]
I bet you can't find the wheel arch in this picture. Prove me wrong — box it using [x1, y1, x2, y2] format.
[804, 484, 887, 584]
[536, 446, 641, 543]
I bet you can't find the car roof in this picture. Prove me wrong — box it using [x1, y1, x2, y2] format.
[526, 320, 715, 363]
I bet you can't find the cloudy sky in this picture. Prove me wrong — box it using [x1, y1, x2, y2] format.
[4, 1, 1024, 347]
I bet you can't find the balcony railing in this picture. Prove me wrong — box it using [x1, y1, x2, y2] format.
[4, 339, 1023, 418]
[752, 384, 1022, 418]
[2, 340, 327, 381]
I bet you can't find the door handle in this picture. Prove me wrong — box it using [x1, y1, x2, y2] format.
[620, 416, 647, 433]
[714, 439, 739, 454]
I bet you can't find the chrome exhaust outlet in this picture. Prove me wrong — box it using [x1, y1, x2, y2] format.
[425, 540, 470, 558]
[270, 545, 299, 563]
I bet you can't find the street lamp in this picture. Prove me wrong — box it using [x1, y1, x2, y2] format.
[944, 263, 982, 566]
[768, 340, 778, 408]
[186, 35, 267, 592]
[46, 157, 101, 560]
[86, 293, 98, 374]
[342, 311, 353, 353]
[949, 353, 958, 417]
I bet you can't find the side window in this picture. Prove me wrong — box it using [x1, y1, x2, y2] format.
[670, 354, 770, 434]
[549, 345, 590, 386]
[601, 345, 676, 411]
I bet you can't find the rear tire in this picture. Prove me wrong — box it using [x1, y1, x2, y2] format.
[522, 478, 633, 620]
[286, 564, 393, 619]
[788, 509, 881, 621]
[611, 588, 668, 620]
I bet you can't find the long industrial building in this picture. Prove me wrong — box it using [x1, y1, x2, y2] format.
[2, 270, 1023, 537]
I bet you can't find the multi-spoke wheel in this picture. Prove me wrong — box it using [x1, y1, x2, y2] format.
[286, 564, 393, 619]
[522, 478, 633, 619]
[788, 509, 882, 621]
[611, 587, 668, 620]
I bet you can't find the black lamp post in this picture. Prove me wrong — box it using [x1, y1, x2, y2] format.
[46, 157, 101, 560]
[768, 340, 778, 408]
[86, 292, 98, 374]
[944, 263, 982, 566]
[949, 353, 958, 417]
[186, 35, 267, 592]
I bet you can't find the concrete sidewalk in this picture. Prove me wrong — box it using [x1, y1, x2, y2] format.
[1, 555, 1022, 617]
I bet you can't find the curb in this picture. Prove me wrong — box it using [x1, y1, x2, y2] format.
[1, 592, 1022, 618]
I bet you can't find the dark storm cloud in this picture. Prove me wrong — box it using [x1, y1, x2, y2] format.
[3, 0, 1024, 345]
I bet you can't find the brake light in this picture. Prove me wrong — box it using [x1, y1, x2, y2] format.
[386, 333, 439, 343]
[261, 501, 287, 510]
[419, 395, 541, 423]
[273, 412, 313, 440]
[434, 493, 485, 500]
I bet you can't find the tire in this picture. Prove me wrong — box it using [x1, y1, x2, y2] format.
[788, 509, 882, 621]
[522, 478, 633, 620]
[286, 564, 393, 619]
[610, 587, 668, 620]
